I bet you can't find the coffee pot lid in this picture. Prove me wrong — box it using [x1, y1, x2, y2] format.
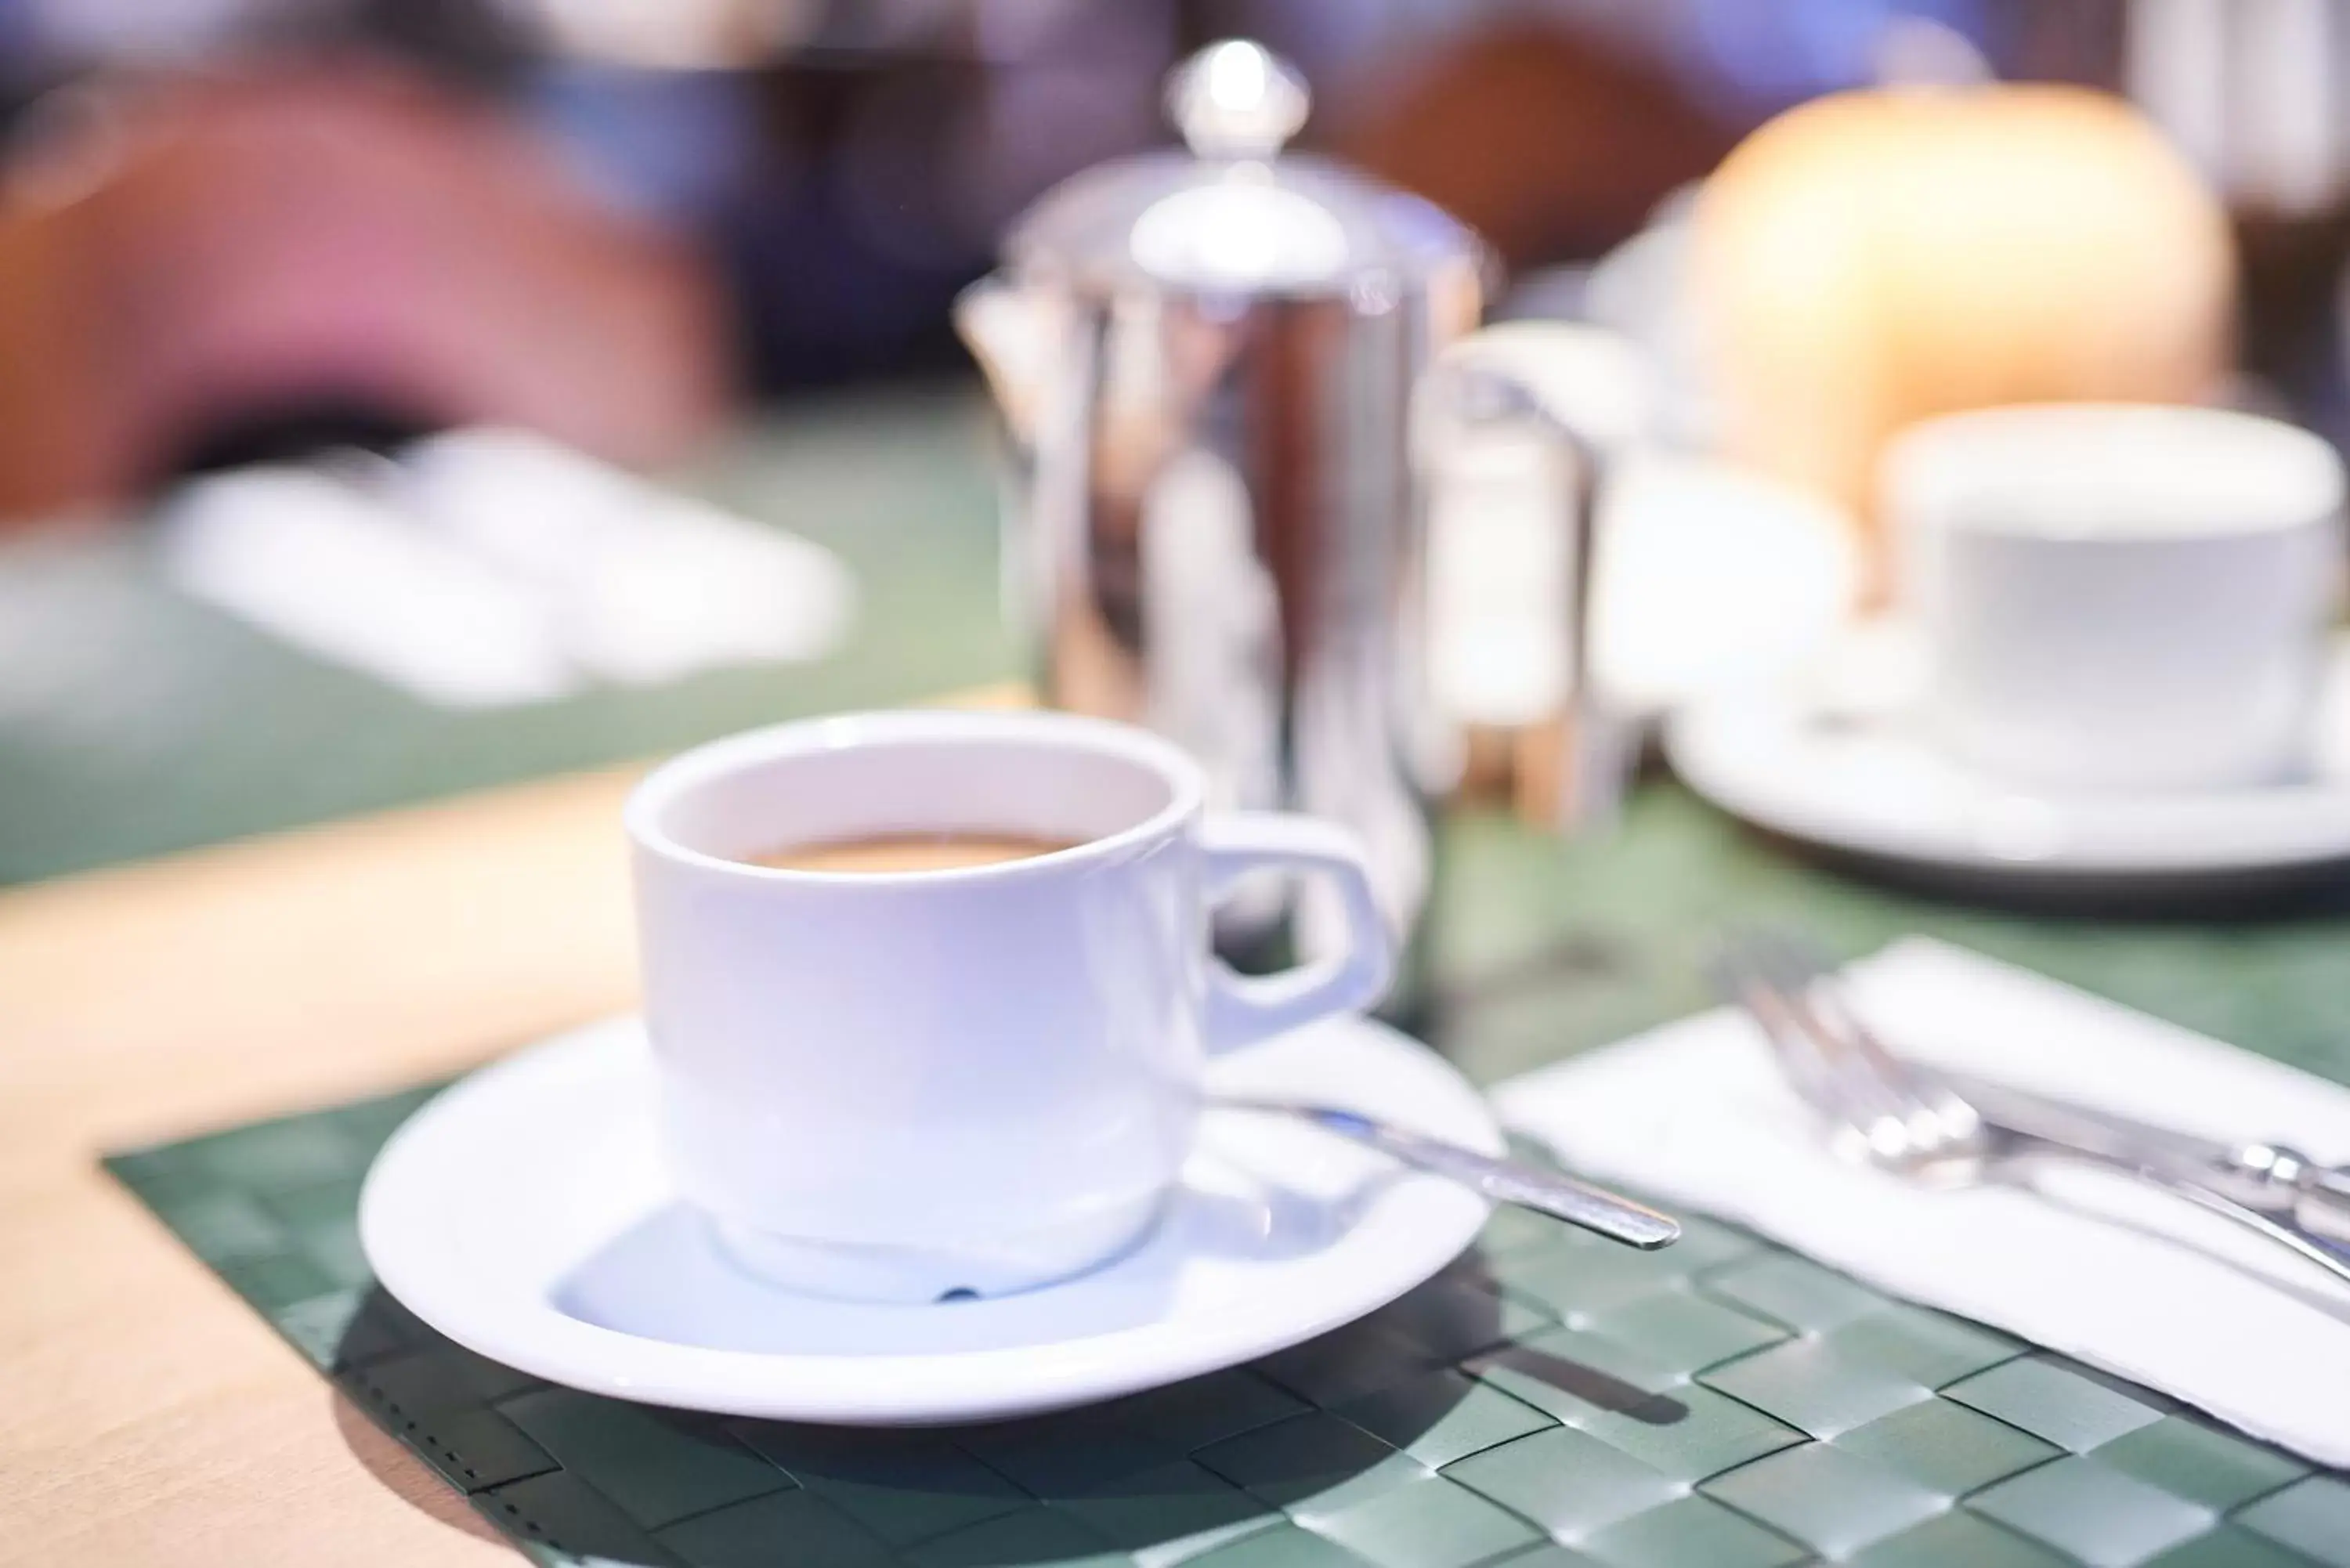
[1002, 40, 1484, 298]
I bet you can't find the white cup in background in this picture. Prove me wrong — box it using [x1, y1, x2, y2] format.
[1885, 404, 2346, 793]
[625, 710, 1393, 1303]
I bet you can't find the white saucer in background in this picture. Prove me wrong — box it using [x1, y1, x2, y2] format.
[359, 1014, 1495, 1425]
[1665, 621, 2350, 887]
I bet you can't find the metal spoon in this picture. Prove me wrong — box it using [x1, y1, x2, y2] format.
[1217, 1098, 1680, 1249]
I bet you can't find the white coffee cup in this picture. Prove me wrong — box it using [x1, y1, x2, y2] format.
[1885, 403, 2346, 793]
[624, 708, 1394, 1303]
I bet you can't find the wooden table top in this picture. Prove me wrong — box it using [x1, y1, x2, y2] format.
[0, 689, 1018, 1566]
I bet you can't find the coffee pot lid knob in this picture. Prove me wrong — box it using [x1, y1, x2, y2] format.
[999, 37, 1482, 294]
[1166, 41, 1310, 159]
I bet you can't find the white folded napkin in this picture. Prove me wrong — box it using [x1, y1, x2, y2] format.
[161, 431, 857, 708]
[1495, 938, 2350, 1465]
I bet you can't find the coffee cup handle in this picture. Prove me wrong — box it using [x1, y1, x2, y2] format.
[1199, 813, 1395, 1053]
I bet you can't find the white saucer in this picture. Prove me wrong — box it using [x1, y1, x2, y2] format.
[359, 1013, 1495, 1425]
[1666, 623, 2350, 887]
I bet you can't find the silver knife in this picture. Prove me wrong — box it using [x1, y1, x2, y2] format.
[1935, 1068, 2350, 1245]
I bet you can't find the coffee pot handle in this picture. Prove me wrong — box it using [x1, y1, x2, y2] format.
[1415, 323, 1655, 835]
[1199, 812, 1394, 1053]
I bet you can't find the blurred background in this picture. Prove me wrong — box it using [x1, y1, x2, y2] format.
[4, 0, 2349, 883]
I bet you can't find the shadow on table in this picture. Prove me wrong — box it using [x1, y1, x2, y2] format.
[329, 1255, 1672, 1566]
[327, 1388, 515, 1548]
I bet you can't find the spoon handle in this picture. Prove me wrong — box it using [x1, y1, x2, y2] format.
[1226, 1100, 1680, 1250]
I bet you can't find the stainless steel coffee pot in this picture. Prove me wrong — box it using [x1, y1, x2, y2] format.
[957, 41, 1628, 964]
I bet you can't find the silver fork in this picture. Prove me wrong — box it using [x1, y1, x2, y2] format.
[1712, 929, 2350, 1291]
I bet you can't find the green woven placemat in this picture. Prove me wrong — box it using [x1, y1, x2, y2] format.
[110, 1086, 2347, 1568]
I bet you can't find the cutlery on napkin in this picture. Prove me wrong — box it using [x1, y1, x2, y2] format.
[1494, 938, 2350, 1465]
